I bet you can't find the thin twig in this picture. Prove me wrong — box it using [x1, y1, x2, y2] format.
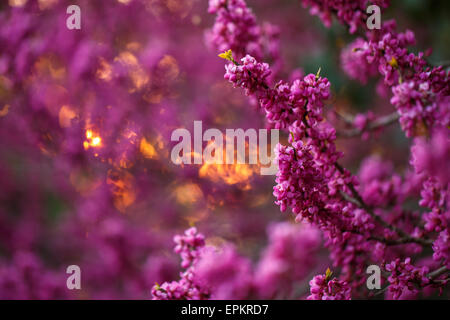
[346, 228, 432, 246]
[427, 266, 449, 279]
[337, 112, 400, 138]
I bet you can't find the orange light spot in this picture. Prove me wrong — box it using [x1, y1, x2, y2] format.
[92, 137, 101, 146]
[191, 15, 201, 26]
[115, 51, 138, 67]
[38, 0, 58, 10]
[173, 183, 203, 206]
[0, 105, 10, 117]
[199, 163, 257, 188]
[126, 42, 142, 51]
[34, 56, 66, 79]
[107, 170, 136, 213]
[58, 105, 77, 128]
[140, 137, 158, 159]
[115, 51, 149, 92]
[96, 57, 113, 82]
[157, 55, 179, 82]
[84, 129, 102, 150]
[9, 0, 27, 7]
[198, 137, 260, 188]
[143, 90, 163, 104]
[130, 69, 149, 91]
[166, 0, 193, 18]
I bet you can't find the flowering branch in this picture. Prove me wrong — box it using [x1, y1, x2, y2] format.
[210, 0, 449, 300]
[335, 164, 432, 247]
[375, 265, 450, 297]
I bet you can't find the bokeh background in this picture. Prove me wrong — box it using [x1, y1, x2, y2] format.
[0, 0, 449, 299]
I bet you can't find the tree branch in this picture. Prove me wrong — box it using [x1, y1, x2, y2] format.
[337, 112, 400, 138]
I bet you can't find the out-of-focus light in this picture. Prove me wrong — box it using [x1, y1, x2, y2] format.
[199, 163, 258, 189]
[84, 129, 102, 150]
[173, 183, 203, 206]
[107, 169, 136, 213]
[143, 90, 163, 104]
[34, 56, 66, 80]
[198, 138, 260, 188]
[0, 105, 10, 118]
[9, 0, 27, 7]
[58, 105, 77, 128]
[157, 55, 179, 82]
[96, 58, 113, 82]
[140, 137, 158, 159]
[115, 51, 139, 67]
[38, 0, 58, 10]
[115, 51, 150, 92]
[191, 15, 201, 26]
[92, 137, 101, 146]
[130, 69, 150, 91]
[166, 0, 194, 18]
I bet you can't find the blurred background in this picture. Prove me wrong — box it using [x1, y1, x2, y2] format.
[0, 0, 448, 299]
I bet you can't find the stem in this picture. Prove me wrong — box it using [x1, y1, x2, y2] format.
[428, 266, 449, 279]
[337, 112, 400, 138]
[433, 60, 450, 69]
[346, 229, 432, 246]
[368, 235, 432, 246]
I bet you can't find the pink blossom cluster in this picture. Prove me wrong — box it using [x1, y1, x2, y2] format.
[309, 0, 449, 138]
[341, 39, 378, 84]
[154, 223, 322, 300]
[410, 130, 450, 269]
[411, 128, 450, 186]
[384, 258, 430, 300]
[433, 230, 450, 270]
[339, 20, 449, 137]
[206, 0, 281, 69]
[0, 252, 67, 299]
[301, 0, 390, 33]
[224, 55, 330, 129]
[254, 222, 321, 298]
[307, 271, 351, 300]
[194, 245, 254, 300]
[351, 111, 376, 139]
[151, 228, 210, 300]
[174, 227, 206, 269]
